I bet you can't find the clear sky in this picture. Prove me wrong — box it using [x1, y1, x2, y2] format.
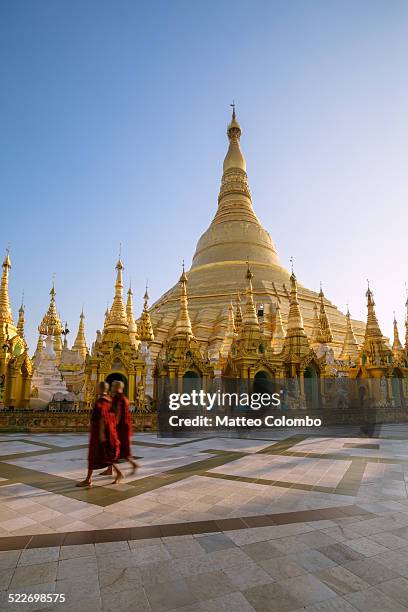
[1, 0, 408, 351]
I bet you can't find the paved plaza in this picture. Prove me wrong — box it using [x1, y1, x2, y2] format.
[1, 428, 408, 610]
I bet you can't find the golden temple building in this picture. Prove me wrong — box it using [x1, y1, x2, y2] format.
[0, 252, 32, 408]
[84, 258, 152, 407]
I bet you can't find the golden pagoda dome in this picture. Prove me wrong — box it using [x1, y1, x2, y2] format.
[150, 110, 365, 357]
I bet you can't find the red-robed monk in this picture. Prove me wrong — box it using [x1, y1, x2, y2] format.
[102, 380, 139, 476]
[76, 381, 124, 487]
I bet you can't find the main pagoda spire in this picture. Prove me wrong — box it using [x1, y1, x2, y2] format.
[191, 107, 279, 269]
[0, 251, 14, 326]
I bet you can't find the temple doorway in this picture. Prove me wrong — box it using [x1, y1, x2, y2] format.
[183, 370, 201, 395]
[253, 370, 274, 395]
[391, 370, 403, 407]
[304, 365, 320, 409]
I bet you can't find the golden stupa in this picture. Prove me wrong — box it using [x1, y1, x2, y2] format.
[150, 109, 365, 358]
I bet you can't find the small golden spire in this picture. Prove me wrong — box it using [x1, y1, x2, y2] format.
[126, 284, 139, 345]
[392, 313, 404, 360]
[282, 268, 310, 359]
[286, 268, 305, 333]
[72, 309, 88, 359]
[17, 292, 25, 339]
[242, 262, 259, 330]
[0, 249, 14, 326]
[173, 263, 193, 337]
[364, 281, 383, 339]
[38, 282, 63, 337]
[220, 301, 237, 359]
[361, 282, 391, 365]
[271, 302, 285, 354]
[227, 301, 236, 334]
[35, 333, 44, 357]
[310, 302, 320, 346]
[138, 285, 154, 342]
[104, 303, 110, 328]
[106, 257, 128, 328]
[339, 307, 359, 361]
[317, 284, 333, 344]
[234, 290, 243, 331]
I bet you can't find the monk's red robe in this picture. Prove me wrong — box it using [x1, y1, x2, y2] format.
[88, 396, 119, 470]
[113, 394, 132, 459]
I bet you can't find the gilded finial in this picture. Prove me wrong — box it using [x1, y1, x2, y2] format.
[180, 261, 187, 283]
[366, 279, 374, 302]
[138, 281, 154, 342]
[3, 246, 11, 268]
[230, 101, 236, 119]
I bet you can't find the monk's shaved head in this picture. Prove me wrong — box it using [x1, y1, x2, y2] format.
[98, 381, 109, 395]
[111, 380, 125, 393]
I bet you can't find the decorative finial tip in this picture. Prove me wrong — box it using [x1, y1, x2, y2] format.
[180, 261, 188, 283]
[3, 247, 11, 268]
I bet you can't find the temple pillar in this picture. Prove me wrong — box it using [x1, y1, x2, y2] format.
[299, 372, 305, 399]
[7, 372, 17, 406]
[128, 373, 135, 403]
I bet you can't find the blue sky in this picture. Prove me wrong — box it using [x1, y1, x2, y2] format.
[1, 0, 408, 350]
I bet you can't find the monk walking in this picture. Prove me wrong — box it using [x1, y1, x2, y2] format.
[102, 380, 139, 476]
[76, 381, 124, 487]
